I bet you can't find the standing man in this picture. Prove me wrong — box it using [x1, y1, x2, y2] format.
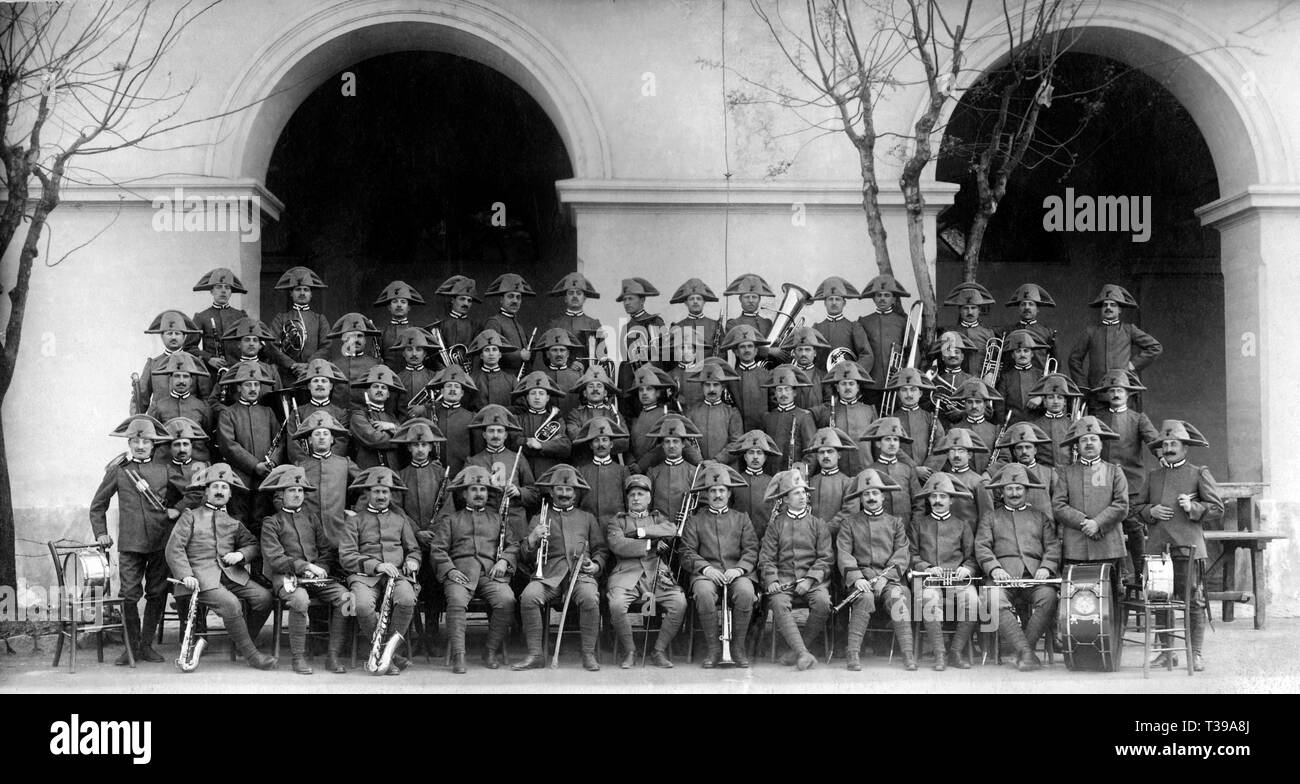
[546, 272, 603, 365]
[268, 266, 330, 379]
[1051, 417, 1129, 574]
[857, 274, 910, 409]
[1069, 284, 1163, 410]
[482, 273, 537, 373]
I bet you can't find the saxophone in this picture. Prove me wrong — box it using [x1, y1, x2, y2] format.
[365, 575, 403, 674]
[168, 577, 207, 672]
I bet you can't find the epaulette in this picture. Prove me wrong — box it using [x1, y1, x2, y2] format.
[105, 452, 129, 471]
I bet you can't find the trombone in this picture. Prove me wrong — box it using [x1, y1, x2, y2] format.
[980, 334, 1005, 385]
[879, 302, 923, 416]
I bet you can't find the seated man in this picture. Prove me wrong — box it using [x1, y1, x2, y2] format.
[759, 469, 833, 671]
[910, 472, 979, 671]
[837, 469, 917, 671]
[976, 464, 1061, 672]
[605, 474, 686, 669]
[680, 461, 759, 668]
[339, 467, 421, 676]
[165, 463, 277, 670]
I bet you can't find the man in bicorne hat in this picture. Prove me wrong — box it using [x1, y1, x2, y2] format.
[813, 360, 877, 475]
[760, 364, 818, 473]
[146, 351, 213, 462]
[996, 329, 1052, 424]
[1052, 416, 1129, 574]
[719, 325, 771, 433]
[1024, 372, 1085, 467]
[573, 416, 631, 521]
[812, 276, 871, 373]
[942, 282, 998, 383]
[857, 274, 910, 408]
[433, 275, 482, 357]
[268, 266, 330, 377]
[1068, 283, 1162, 408]
[374, 280, 425, 372]
[530, 328, 584, 417]
[859, 417, 921, 527]
[512, 371, 573, 477]
[190, 267, 251, 371]
[293, 410, 360, 545]
[684, 358, 745, 463]
[1003, 283, 1058, 369]
[482, 273, 537, 372]
[139, 311, 208, 409]
[760, 469, 834, 671]
[911, 472, 979, 671]
[670, 277, 722, 360]
[546, 272, 603, 365]
[466, 328, 519, 408]
[325, 313, 382, 409]
[348, 365, 406, 471]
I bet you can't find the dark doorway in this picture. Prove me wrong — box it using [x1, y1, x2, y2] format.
[261, 51, 576, 329]
[937, 52, 1226, 478]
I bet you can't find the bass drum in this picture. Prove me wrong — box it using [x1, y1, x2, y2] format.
[1058, 561, 1120, 671]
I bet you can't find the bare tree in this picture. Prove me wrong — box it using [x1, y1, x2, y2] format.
[0, 0, 223, 588]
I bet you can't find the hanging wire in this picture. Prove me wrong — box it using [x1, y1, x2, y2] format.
[720, 0, 732, 326]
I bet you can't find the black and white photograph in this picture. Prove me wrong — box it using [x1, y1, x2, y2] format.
[0, 0, 1294, 758]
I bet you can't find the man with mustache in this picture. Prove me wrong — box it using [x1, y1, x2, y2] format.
[1068, 284, 1163, 412]
[1051, 417, 1129, 573]
[1095, 369, 1160, 584]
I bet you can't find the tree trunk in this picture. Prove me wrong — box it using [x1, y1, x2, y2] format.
[901, 178, 938, 345]
[0, 414, 14, 591]
[963, 208, 993, 283]
[857, 145, 893, 277]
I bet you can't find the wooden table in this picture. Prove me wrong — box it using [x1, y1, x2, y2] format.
[1204, 529, 1287, 630]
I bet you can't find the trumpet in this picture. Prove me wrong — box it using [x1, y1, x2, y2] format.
[365, 575, 403, 674]
[980, 334, 1005, 385]
[282, 574, 336, 593]
[168, 578, 206, 672]
[123, 465, 167, 512]
[718, 580, 736, 666]
[533, 500, 552, 579]
[909, 568, 976, 587]
[993, 577, 1062, 589]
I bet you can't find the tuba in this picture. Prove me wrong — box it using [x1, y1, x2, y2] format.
[764, 283, 813, 348]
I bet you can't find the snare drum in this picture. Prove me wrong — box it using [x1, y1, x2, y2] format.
[63, 548, 113, 603]
[1143, 553, 1174, 602]
[1058, 561, 1120, 671]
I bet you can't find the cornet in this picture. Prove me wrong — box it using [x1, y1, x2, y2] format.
[533, 500, 552, 579]
[993, 577, 1062, 589]
[909, 568, 975, 588]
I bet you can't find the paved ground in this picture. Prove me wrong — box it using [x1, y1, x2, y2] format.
[3, 617, 1296, 693]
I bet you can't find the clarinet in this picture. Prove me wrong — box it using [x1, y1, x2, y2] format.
[364, 407, 388, 467]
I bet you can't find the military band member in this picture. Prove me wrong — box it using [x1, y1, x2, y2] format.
[258, 464, 351, 675]
[720, 325, 771, 432]
[483, 273, 537, 372]
[680, 461, 758, 668]
[162, 417, 209, 512]
[348, 365, 406, 471]
[781, 326, 830, 410]
[1094, 368, 1159, 577]
[985, 422, 1056, 517]
[761, 364, 818, 473]
[930, 331, 978, 423]
[326, 313, 382, 409]
[859, 417, 921, 526]
[565, 364, 629, 463]
[627, 364, 679, 472]
[996, 329, 1051, 424]
[1003, 283, 1058, 368]
[812, 276, 871, 373]
[433, 275, 482, 355]
[268, 266, 330, 377]
[546, 273, 603, 365]
[857, 274, 910, 408]
[723, 274, 776, 362]
[728, 430, 779, 539]
[430, 466, 519, 673]
[664, 327, 706, 411]
[514, 465, 609, 671]
[1133, 420, 1224, 671]
[644, 414, 702, 521]
[426, 365, 479, 477]
[513, 371, 573, 477]
[391, 418, 447, 532]
[615, 277, 667, 407]
[760, 469, 833, 671]
[946, 379, 1001, 473]
[531, 328, 584, 417]
[573, 416, 631, 521]
[292, 359, 351, 464]
[212, 319, 286, 410]
[911, 472, 979, 670]
[373, 280, 425, 371]
[216, 362, 283, 533]
[139, 311, 207, 409]
[340, 467, 421, 675]
[684, 359, 745, 463]
[670, 277, 722, 359]
[942, 282, 998, 384]
[466, 328, 519, 408]
[1025, 372, 1085, 467]
[90, 415, 178, 665]
[806, 427, 857, 536]
[976, 463, 1061, 672]
[605, 474, 686, 669]
[391, 328, 439, 417]
[922, 428, 992, 531]
[467, 404, 540, 512]
[838, 469, 917, 671]
[884, 367, 940, 475]
[1068, 284, 1163, 406]
[1052, 417, 1129, 571]
[147, 351, 213, 463]
[293, 411, 361, 546]
[167, 463, 277, 670]
[812, 360, 877, 475]
[190, 267, 250, 372]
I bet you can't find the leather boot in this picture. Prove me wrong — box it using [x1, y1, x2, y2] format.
[451, 652, 467, 674]
[581, 652, 601, 672]
[846, 609, 871, 670]
[511, 603, 545, 670]
[116, 603, 141, 666]
[1023, 606, 1052, 654]
[698, 606, 721, 668]
[894, 617, 918, 671]
[617, 631, 636, 669]
[649, 647, 673, 668]
[1191, 604, 1206, 671]
[925, 619, 946, 671]
[325, 609, 348, 673]
[950, 621, 975, 669]
[227, 614, 277, 670]
[580, 603, 601, 670]
[998, 608, 1030, 666]
[136, 599, 166, 663]
[656, 597, 685, 659]
[389, 602, 415, 643]
[483, 610, 510, 670]
[773, 607, 811, 669]
[446, 605, 467, 662]
[730, 606, 752, 668]
[289, 611, 312, 674]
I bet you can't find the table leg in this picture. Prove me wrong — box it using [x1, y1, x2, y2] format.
[1222, 545, 1236, 622]
[1251, 545, 1266, 630]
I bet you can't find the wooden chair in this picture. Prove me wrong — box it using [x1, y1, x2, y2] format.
[47, 540, 133, 672]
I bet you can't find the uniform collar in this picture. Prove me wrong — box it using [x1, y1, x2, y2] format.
[821, 466, 840, 475]
[744, 467, 764, 476]
[441, 401, 462, 410]
[959, 320, 979, 328]
[449, 311, 468, 320]
[283, 507, 301, 514]
[309, 398, 331, 406]
[366, 506, 389, 515]
[564, 309, 584, 317]
[1160, 458, 1187, 469]
[1019, 318, 1037, 326]
[1109, 405, 1127, 413]
[1101, 319, 1120, 326]
[342, 351, 364, 358]
[237, 398, 254, 407]
[409, 459, 430, 469]
[481, 365, 502, 373]
[776, 403, 795, 413]
[664, 456, 684, 466]
[162, 347, 178, 357]
[170, 390, 190, 400]
[900, 404, 919, 412]
[527, 407, 548, 415]
[171, 458, 192, 466]
[966, 415, 985, 425]
[1044, 410, 1066, 419]
[592, 456, 612, 466]
[738, 361, 760, 371]
[485, 445, 505, 454]
[739, 310, 758, 318]
[126, 455, 148, 464]
[405, 364, 425, 372]
[824, 314, 844, 322]
[1079, 456, 1100, 466]
[863, 507, 883, 517]
[704, 398, 722, 406]
[547, 363, 568, 371]
[365, 396, 385, 412]
[292, 304, 311, 312]
[211, 302, 230, 310]
[388, 318, 408, 326]
[498, 310, 516, 319]
[632, 310, 649, 320]
[553, 505, 575, 513]
[203, 502, 226, 512]
[707, 505, 730, 515]
[1014, 363, 1032, 371]
[1004, 504, 1029, 512]
[874, 307, 891, 316]
[875, 455, 897, 465]
[311, 451, 333, 460]
[629, 509, 649, 519]
[786, 506, 809, 519]
[930, 510, 951, 521]
[951, 465, 971, 474]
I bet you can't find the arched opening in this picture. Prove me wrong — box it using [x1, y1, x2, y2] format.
[938, 51, 1226, 478]
[258, 51, 575, 325]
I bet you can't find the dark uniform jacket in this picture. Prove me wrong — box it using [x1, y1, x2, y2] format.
[1068, 322, 1163, 390]
[1133, 461, 1223, 560]
[395, 365, 437, 417]
[547, 313, 603, 363]
[1052, 459, 1129, 561]
[466, 447, 540, 511]
[297, 452, 361, 545]
[536, 365, 584, 418]
[268, 308, 330, 367]
[397, 461, 447, 533]
[577, 458, 629, 522]
[482, 311, 533, 372]
[519, 506, 609, 590]
[809, 469, 855, 536]
[647, 460, 696, 522]
[680, 507, 759, 586]
[90, 457, 176, 553]
[896, 406, 941, 467]
[378, 319, 416, 371]
[432, 403, 476, 478]
[732, 470, 774, 540]
[338, 506, 421, 587]
[514, 406, 573, 477]
[813, 315, 872, 371]
[837, 510, 910, 585]
[438, 313, 479, 355]
[1007, 319, 1056, 368]
[975, 505, 1061, 579]
[686, 400, 744, 463]
[857, 310, 907, 393]
[1028, 412, 1072, 468]
[813, 399, 877, 475]
[997, 365, 1044, 424]
[349, 404, 402, 470]
[165, 505, 259, 593]
[909, 511, 977, 574]
[431, 506, 519, 586]
[948, 322, 996, 381]
[673, 315, 721, 359]
[139, 353, 214, 410]
[289, 400, 352, 464]
[261, 507, 340, 591]
[868, 457, 920, 527]
[190, 304, 249, 367]
[1098, 408, 1158, 499]
[605, 510, 678, 592]
[166, 458, 208, 513]
[147, 394, 213, 462]
[727, 361, 771, 433]
[217, 402, 283, 490]
[791, 363, 826, 411]
[471, 366, 515, 409]
[759, 509, 833, 590]
[761, 406, 817, 472]
[565, 403, 631, 463]
[332, 354, 380, 409]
